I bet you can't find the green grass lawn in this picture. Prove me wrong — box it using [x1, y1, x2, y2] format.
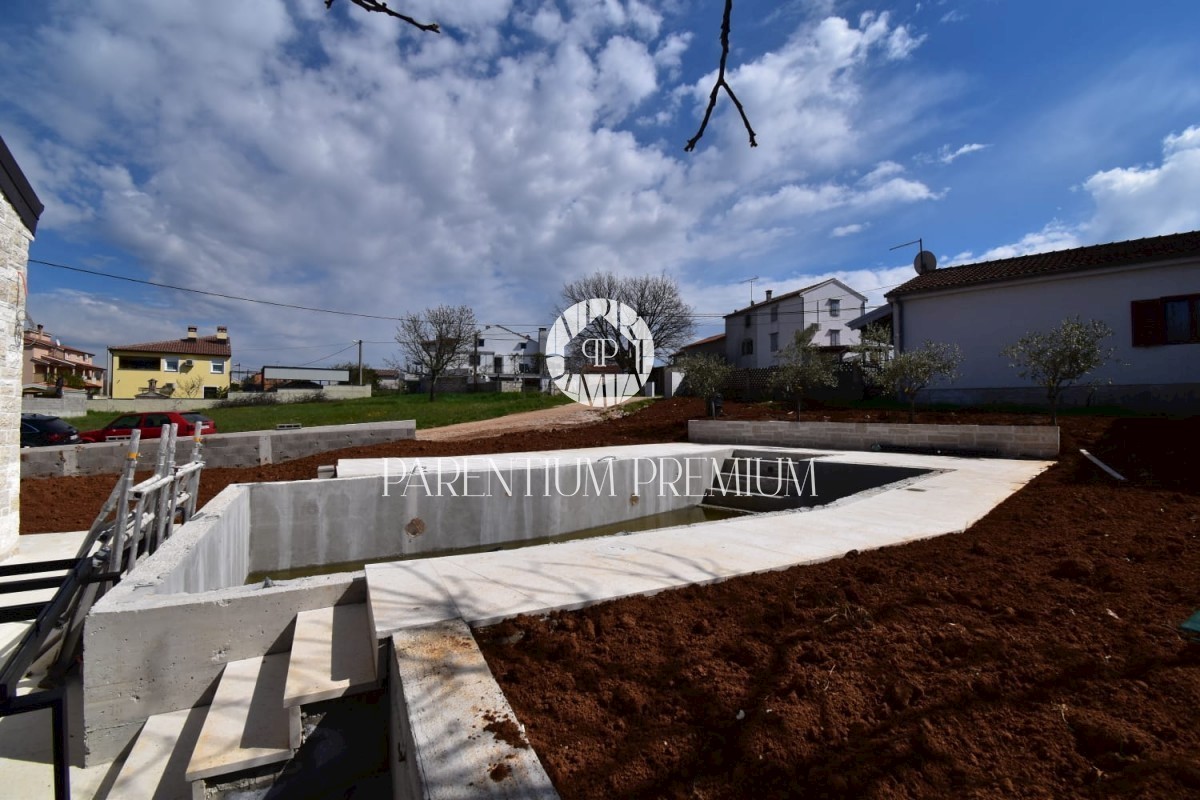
[62, 392, 575, 435]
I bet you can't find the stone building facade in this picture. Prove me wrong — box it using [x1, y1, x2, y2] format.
[1, 136, 43, 559]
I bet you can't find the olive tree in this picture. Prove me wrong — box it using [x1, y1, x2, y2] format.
[769, 325, 838, 413]
[860, 339, 962, 422]
[1001, 317, 1117, 423]
[674, 352, 732, 417]
[393, 305, 477, 401]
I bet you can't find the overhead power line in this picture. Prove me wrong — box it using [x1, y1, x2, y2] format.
[29, 259, 408, 322]
[29, 257, 900, 327]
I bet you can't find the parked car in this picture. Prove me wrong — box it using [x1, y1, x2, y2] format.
[79, 411, 217, 443]
[20, 413, 82, 447]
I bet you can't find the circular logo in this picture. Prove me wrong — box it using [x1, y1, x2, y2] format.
[545, 299, 655, 407]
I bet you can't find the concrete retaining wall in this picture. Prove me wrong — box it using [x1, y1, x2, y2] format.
[689, 419, 1059, 459]
[21, 393, 89, 416]
[78, 384, 373, 414]
[20, 419, 416, 478]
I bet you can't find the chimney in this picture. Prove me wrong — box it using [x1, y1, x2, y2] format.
[765, 290, 773, 301]
[216, 326, 228, 341]
[187, 326, 198, 340]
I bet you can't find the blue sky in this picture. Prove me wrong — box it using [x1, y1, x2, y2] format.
[2, 0, 1199, 371]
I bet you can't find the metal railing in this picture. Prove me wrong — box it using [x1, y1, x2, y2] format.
[0, 424, 205, 799]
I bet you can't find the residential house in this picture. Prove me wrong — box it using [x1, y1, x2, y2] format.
[465, 325, 545, 382]
[725, 279, 868, 369]
[673, 333, 727, 362]
[109, 326, 232, 399]
[23, 324, 105, 394]
[881, 230, 1200, 411]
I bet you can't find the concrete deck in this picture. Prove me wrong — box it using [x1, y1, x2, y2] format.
[363, 445, 1052, 632]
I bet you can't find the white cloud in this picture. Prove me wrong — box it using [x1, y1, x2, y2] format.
[1081, 124, 1200, 240]
[2, 3, 968, 361]
[937, 142, 989, 164]
[961, 123, 1200, 266]
[948, 222, 1083, 265]
[831, 222, 868, 237]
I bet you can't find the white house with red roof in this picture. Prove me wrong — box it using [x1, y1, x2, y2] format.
[108, 326, 232, 399]
[724, 278, 868, 369]
[876, 230, 1200, 411]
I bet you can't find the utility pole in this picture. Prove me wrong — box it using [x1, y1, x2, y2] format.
[356, 340, 363, 385]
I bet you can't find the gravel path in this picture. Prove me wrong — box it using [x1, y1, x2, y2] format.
[416, 401, 609, 441]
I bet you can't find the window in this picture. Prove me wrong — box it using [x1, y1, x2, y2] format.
[120, 356, 159, 371]
[477, 338, 486, 347]
[770, 306, 778, 322]
[1132, 295, 1200, 345]
[210, 360, 226, 375]
[829, 329, 840, 346]
[740, 338, 754, 355]
[829, 299, 840, 317]
[493, 356, 504, 373]
[769, 333, 779, 351]
[163, 357, 180, 372]
[744, 314, 752, 328]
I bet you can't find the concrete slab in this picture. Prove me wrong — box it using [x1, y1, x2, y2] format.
[366, 561, 461, 639]
[108, 705, 208, 800]
[390, 619, 558, 799]
[283, 604, 377, 707]
[365, 450, 1052, 633]
[185, 653, 301, 782]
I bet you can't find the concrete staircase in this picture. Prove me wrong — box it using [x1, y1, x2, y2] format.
[107, 603, 377, 799]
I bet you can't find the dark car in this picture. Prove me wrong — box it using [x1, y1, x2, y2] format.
[21, 413, 82, 447]
[79, 411, 217, 443]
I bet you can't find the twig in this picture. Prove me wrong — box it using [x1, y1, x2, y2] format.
[327, 0, 441, 34]
[685, 0, 757, 152]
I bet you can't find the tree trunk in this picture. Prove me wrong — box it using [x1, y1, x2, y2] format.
[428, 373, 437, 402]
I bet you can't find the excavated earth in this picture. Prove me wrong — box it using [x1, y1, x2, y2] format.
[19, 399, 1200, 798]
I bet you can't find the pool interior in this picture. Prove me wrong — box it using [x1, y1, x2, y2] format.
[244, 450, 932, 585]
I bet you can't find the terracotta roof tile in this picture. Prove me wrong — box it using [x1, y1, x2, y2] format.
[111, 335, 232, 357]
[887, 230, 1200, 297]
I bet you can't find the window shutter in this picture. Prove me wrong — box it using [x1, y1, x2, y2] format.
[1130, 299, 1165, 347]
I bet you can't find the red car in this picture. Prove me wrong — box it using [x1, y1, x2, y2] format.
[79, 411, 217, 443]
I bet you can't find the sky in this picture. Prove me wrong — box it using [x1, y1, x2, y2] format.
[2, 0, 1199, 375]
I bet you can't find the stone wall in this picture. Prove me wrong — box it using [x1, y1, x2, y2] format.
[689, 419, 1059, 459]
[0, 175, 33, 559]
[20, 419, 417, 478]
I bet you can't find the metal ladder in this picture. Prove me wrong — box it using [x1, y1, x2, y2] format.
[0, 425, 205, 799]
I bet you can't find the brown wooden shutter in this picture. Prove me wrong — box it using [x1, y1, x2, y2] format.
[1130, 298, 1165, 347]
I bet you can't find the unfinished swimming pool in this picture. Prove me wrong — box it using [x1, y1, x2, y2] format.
[80, 442, 1014, 763]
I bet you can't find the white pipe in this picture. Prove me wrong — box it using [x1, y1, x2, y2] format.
[1079, 449, 1126, 481]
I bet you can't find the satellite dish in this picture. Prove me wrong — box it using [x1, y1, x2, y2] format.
[914, 250, 937, 274]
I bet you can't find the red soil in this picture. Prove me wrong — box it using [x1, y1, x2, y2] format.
[18, 400, 1200, 798]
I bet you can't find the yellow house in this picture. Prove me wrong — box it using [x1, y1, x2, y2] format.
[109, 326, 232, 399]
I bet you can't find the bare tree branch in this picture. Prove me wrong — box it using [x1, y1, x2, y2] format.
[685, 0, 756, 152]
[326, 0, 441, 34]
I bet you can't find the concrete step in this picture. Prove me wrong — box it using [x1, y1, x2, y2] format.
[185, 653, 301, 783]
[283, 603, 378, 707]
[109, 706, 209, 800]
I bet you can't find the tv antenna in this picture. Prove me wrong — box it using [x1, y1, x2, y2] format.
[891, 237, 938, 275]
[739, 276, 760, 305]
